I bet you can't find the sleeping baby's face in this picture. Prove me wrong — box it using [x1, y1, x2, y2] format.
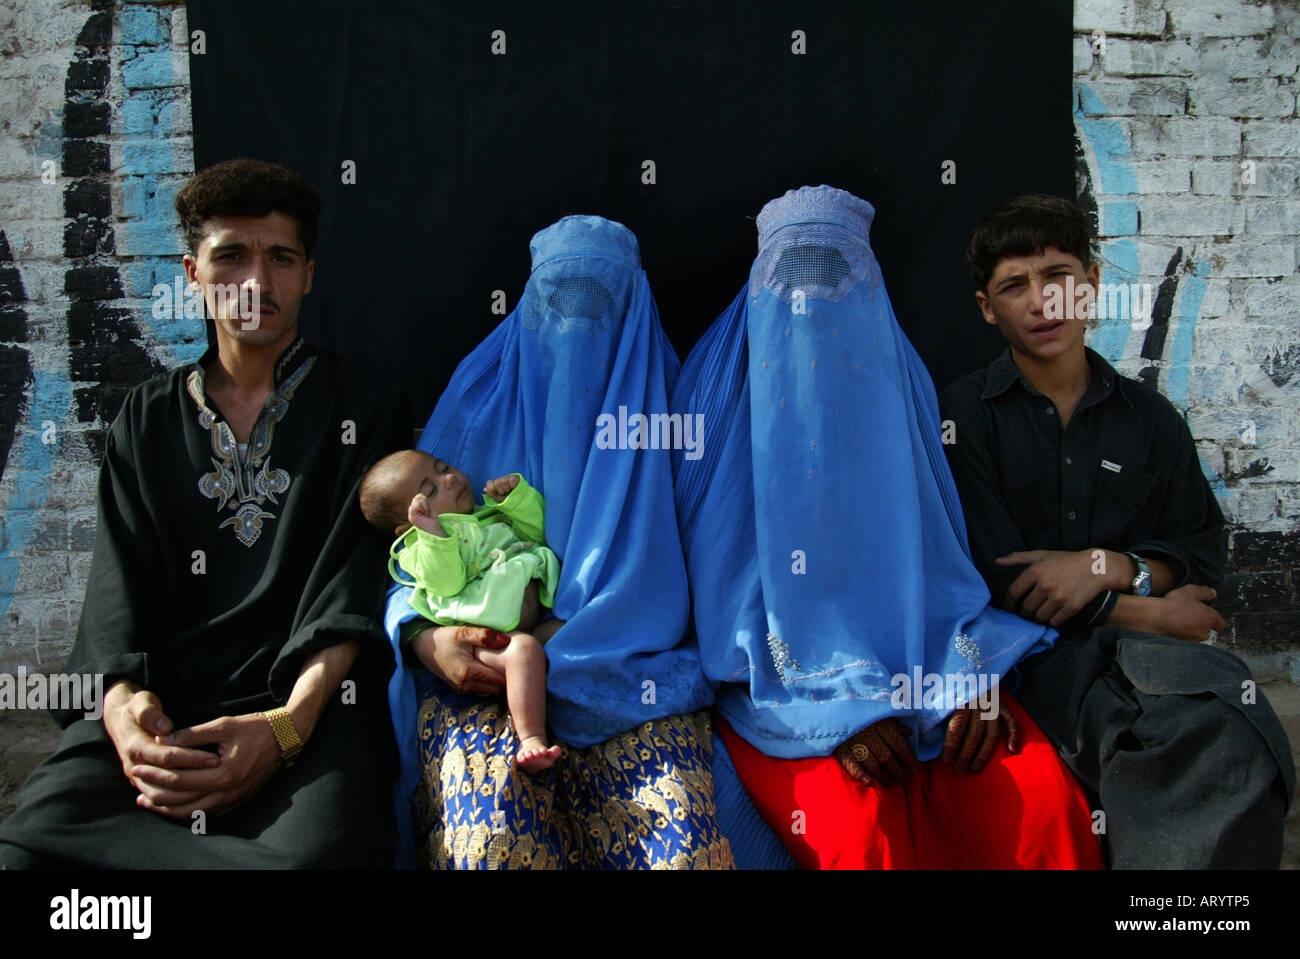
[398, 451, 476, 520]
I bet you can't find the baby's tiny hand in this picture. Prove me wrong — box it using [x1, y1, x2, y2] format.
[484, 475, 520, 502]
[408, 493, 445, 536]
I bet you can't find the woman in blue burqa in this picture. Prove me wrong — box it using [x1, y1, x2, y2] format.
[672, 186, 1103, 868]
[384, 214, 732, 868]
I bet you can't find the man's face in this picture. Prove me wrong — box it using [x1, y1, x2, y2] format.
[974, 246, 1100, 364]
[182, 211, 314, 352]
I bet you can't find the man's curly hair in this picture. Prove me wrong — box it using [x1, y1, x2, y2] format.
[174, 158, 321, 256]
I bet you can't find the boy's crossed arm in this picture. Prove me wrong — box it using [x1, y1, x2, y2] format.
[996, 548, 1225, 642]
[941, 403, 1224, 643]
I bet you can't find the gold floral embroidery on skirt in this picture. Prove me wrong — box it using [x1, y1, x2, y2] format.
[413, 694, 733, 870]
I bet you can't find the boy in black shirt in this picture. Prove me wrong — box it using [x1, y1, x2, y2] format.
[940, 194, 1293, 868]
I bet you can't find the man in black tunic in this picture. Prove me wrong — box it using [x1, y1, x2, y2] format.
[940, 194, 1294, 869]
[0, 159, 410, 867]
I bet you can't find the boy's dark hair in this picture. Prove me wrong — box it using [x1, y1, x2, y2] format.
[966, 194, 1094, 292]
[174, 158, 321, 256]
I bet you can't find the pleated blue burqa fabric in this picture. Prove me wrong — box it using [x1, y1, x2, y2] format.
[672, 185, 1057, 762]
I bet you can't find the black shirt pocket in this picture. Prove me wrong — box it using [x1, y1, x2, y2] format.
[1090, 462, 1159, 545]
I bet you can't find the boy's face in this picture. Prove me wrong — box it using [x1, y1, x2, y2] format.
[974, 246, 1100, 364]
[396, 452, 475, 530]
[183, 211, 314, 353]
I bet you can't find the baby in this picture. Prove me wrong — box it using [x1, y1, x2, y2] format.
[360, 449, 563, 772]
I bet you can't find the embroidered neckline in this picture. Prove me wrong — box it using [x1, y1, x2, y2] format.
[186, 339, 316, 547]
[273, 337, 307, 384]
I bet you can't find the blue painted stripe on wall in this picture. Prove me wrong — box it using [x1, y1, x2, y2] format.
[1076, 86, 1139, 195]
[1076, 85, 1140, 365]
[1167, 260, 1208, 412]
[0, 371, 73, 624]
[118, 7, 205, 369]
[1090, 237, 1140, 364]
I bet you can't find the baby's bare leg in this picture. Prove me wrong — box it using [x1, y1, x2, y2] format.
[532, 618, 564, 645]
[474, 632, 561, 773]
[517, 582, 541, 632]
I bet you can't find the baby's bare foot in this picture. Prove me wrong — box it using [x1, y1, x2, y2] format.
[517, 736, 561, 773]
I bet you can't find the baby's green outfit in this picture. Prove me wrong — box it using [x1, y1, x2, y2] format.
[389, 473, 560, 631]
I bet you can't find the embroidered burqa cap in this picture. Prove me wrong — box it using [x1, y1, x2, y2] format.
[672, 185, 1056, 760]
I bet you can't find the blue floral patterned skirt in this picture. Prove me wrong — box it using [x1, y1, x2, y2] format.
[412, 674, 734, 869]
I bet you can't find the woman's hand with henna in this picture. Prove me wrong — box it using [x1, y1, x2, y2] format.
[410, 624, 510, 695]
[834, 717, 919, 787]
[942, 700, 1020, 774]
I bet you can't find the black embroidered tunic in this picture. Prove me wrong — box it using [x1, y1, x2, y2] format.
[0, 339, 411, 867]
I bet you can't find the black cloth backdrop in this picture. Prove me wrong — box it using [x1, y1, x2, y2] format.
[188, 0, 1073, 422]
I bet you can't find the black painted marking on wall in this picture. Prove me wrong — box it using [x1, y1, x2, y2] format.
[0, 231, 33, 484]
[1261, 344, 1300, 389]
[1222, 454, 1276, 485]
[1136, 247, 1183, 391]
[62, 1, 163, 462]
[1073, 125, 1100, 248]
[1225, 531, 1300, 650]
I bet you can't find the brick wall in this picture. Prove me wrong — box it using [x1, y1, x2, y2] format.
[1073, 0, 1300, 683]
[0, 0, 201, 682]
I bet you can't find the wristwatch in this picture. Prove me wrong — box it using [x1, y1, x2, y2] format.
[1124, 552, 1152, 597]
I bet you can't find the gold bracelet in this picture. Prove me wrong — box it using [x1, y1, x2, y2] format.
[262, 707, 304, 767]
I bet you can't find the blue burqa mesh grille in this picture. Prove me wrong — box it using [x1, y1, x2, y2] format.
[770, 244, 852, 292]
[547, 275, 615, 320]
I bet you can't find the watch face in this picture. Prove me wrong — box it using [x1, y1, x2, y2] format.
[1126, 553, 1152, 596]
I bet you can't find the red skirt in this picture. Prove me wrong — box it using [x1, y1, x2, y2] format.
[716, 694, 1104, 869]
